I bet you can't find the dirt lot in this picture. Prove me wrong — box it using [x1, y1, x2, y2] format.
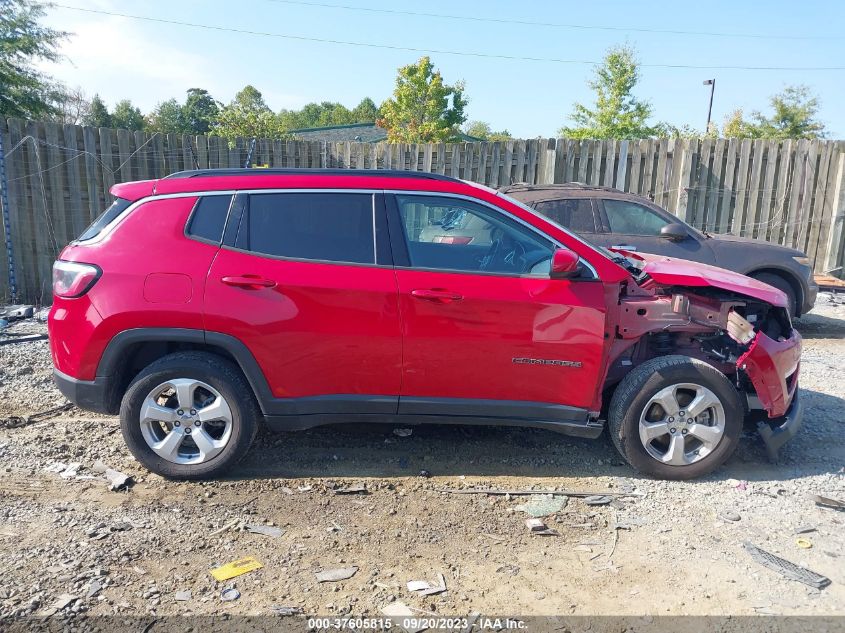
[1, 297, 844, 621]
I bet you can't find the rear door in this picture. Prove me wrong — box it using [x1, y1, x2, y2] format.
[204, 191, 402, 414]
[593, 198, 717, 263]
[531, 198, 600, 244]
[388, 193, 608, 417]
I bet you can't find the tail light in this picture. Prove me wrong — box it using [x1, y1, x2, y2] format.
[53, 260, 102, 298]
[433, 235, 473, 245]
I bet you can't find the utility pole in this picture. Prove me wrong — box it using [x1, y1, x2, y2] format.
[0, 129, 17, 303]
[703, 79, 716, 133]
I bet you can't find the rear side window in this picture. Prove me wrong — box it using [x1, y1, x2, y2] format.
[77, 197, 131, 241]
[240, 193, 374, 264]
[186, 195, 232, 243]
[533, 199, 596, 233]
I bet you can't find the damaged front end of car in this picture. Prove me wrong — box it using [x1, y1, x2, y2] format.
[603, 254, 803, 461]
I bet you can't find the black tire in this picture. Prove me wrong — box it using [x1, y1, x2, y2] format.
[750, 272, 798, 317]
[119, 351, 260, 480]
[607, 355, 743, 480]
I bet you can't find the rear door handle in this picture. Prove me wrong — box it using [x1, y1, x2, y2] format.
[221, 275, 277, 289]
[411, 289, 464, 303]
[611, 244, 637, 251]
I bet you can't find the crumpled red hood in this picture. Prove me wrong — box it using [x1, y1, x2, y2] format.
[627, 252, 789, 308]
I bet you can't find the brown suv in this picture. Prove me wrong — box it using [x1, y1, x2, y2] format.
[489, 184, 816, 316]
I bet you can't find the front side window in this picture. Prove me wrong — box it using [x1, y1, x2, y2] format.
[396, 195, 553, 275]
[240, 193, 374, 264]
[533, 199, 596, 233]
[603, 199, 669, 236]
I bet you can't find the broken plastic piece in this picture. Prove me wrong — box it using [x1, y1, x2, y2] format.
[220, 588, 240, 601]
[210, 556, 263, 581]
[104, 468, 132, 491]
[743, 541, 831, 589]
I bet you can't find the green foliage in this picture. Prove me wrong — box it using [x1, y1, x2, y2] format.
[722, 87, 826, 139]
[559, 45, 661, 140]
[0, 0, 67, 118]
[351, 97, 378, 123]
[182, 88, 219, 134]
[82, 94, 111, 127]
[463, 120, 512, 141]
[378, 57, 468, 143]
[111, 99, 144, 131]
[147, 89, 220, 134]
[212, 85, 288, 146]
[278, 97, 379, 130]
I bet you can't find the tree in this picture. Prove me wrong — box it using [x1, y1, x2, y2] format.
[111, 99, 144, 130]
[182, 88, 218, 134]
[147, 98, 186, 133]
[83, 94, 111, 127]
[559, 45, 661, 139]
[721, 86, 826, 139]
[351, 97, 378, 123]
[51, 85, 90, 125]
[463, 120, 512, 141]
[0, 0, 68, 118]
[212, 85, 287, 145]
[378, 57, 468, 142]
[751, 85, 826, 139]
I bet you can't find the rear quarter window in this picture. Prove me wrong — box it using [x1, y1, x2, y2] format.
[186, 195, 233, 244]
[77, 198, 132, 241]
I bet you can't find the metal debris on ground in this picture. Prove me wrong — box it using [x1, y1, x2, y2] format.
[271, 606, 303, 616]
[582, 495, 613, 506]
[2, 403, 73, 429]
[515, 494, 568, 517]
[104, 468, 132, 491]
[315, 566, 358, 583]
[0, 333, 48, 346]
[220, 588, 240, 602]
[245, 524, 284, 538]
[441, 488, 642, 498]
[743, 541, 831, 589]
[0, 305, 34, 321]
[210, 557, 263, 582]
[794, 525, 817, 534]
[335, 484, 368, 495]
[174, 590, 192, 602]
[393, 428, 413, 437]
[813, 494, 845, 510]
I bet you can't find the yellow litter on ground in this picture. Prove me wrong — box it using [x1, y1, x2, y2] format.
[210, 556, 263, 581]
[796, 538, 813, 549]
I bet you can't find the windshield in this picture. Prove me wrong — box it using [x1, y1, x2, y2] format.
[496, 190, 638, 271]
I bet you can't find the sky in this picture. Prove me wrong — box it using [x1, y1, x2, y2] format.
[36, 0, 845, 138]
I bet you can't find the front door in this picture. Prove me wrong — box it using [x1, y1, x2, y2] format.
[388, 193, 607, 417]
[594, 198, 718, 264]
[204, 191, 401, 414]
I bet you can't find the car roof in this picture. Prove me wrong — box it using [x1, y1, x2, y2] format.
[500, 182, 648, 203]
[112, 169, 481, 201]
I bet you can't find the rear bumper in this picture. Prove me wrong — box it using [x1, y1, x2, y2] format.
[53, 368, 116, 415]
[757, 390, 804, 461]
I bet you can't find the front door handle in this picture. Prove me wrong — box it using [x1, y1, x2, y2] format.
[411, 288, 464, 304]
[221, 275, 277, 289]
[611, 244, 638, 251]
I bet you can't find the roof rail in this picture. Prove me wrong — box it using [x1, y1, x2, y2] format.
[499, 182, 623, 193]
[163, 168, 461, 182]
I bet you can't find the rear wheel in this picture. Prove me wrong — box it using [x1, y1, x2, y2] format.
[750, 272, 798, 317]
[608, 355, 743, 480]
[119, 352, 260, 479]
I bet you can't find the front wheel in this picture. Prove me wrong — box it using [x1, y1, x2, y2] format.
[119, 352, 260, 479]
[607, 355, 743, 480]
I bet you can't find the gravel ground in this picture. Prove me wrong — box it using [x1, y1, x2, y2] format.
[0, 296, 843, 621]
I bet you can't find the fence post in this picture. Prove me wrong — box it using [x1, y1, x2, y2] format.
[0, 128, 17, 302]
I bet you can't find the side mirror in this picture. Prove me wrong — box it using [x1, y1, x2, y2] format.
[660, 222, 689, 241]
[550, 248, 580, 279]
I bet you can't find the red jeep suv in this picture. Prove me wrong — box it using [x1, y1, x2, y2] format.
[49, 169, 803, 480]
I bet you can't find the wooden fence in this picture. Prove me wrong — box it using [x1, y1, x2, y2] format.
[2, 117, 844, 303]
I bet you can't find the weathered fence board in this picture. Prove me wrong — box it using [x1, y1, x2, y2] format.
[1, 117, 844, 302]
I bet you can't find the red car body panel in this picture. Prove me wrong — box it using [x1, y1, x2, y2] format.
[204, 250, 402, 399]
[624, 252, 789, 308]
[738, 331, 802, 418]
[394, 268, 607, 408]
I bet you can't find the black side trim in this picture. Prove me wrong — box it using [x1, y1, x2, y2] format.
[96, 328, 206, 377]
[53, 368, 114, 415]
[163, 168, 461, 182]
[398, 396, 588, 422]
